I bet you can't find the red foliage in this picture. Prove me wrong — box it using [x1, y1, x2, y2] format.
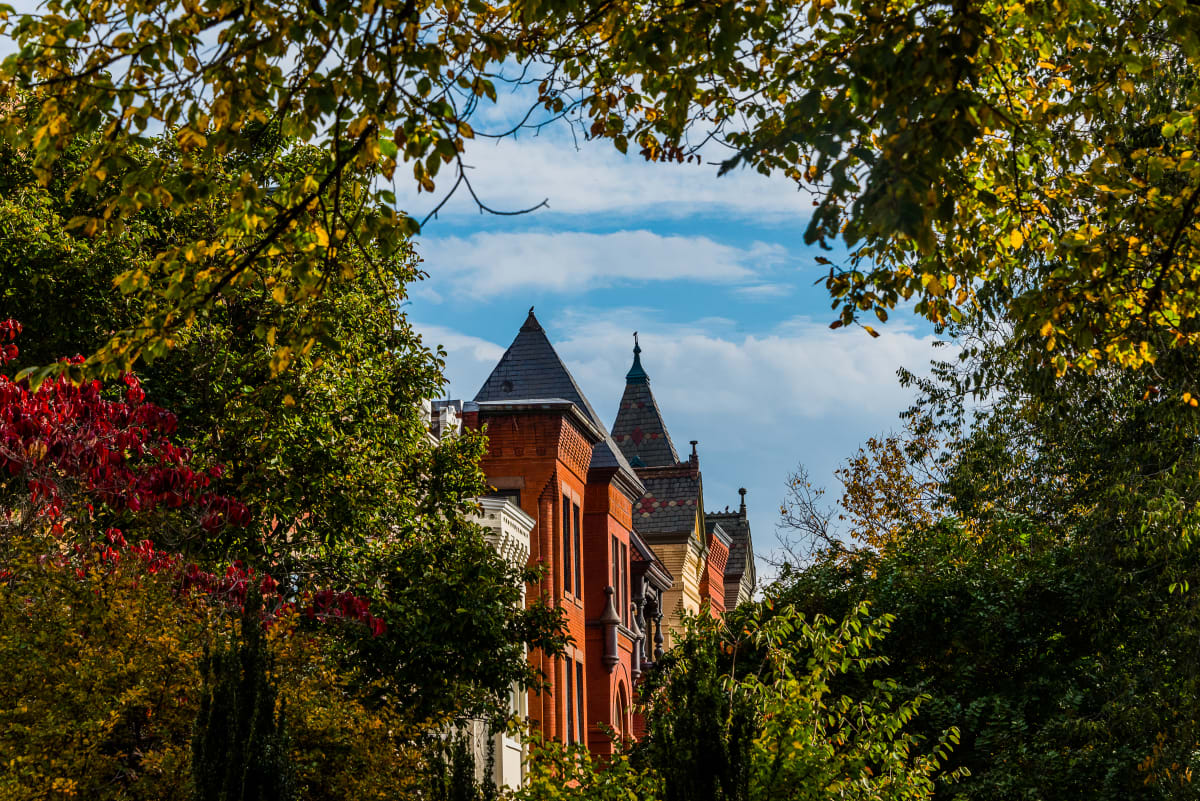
[0, 320, 384, 636]
[86, 528, 386, 635]
[0, 319, 249, 529]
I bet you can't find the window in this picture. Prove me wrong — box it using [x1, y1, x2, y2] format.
[572, 503, 582, 596]
[562, 494, 572, 595]
[565, 657, 575, 744]
[616, 684, 629, 742]
[611, 536, 619, 601]
[575, 659, 586, 745]
[612, 537, 630, 625]
[487, 488, 521, 506]
[620, 542, 629, 626]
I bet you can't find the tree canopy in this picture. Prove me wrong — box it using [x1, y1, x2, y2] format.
[775, 279, 1200, 798]
[0, 122, 566, 728]
[4, 0, 1200, 377]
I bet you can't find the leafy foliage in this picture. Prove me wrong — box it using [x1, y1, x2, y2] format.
[0, 531, 223, 800]
[775, 520, 1200, 801]
[519, 606, 960, 801]
[0, 0, 554, 374]
[0, 527, 441, 801]
[5, 0, 1200, 374]
[0, 316, 545, 799]
[0, 318, 250, 550]
[516, 739, 661, 801]
[781, 419, 945, 560]
[560, 0, 1200, 372]
[637, 613, 754, 801]
[424, 730, 500, 801]
[778, 299, 1200, 799]
[192, 588, 296, 801]
[0, 129, 567, 724]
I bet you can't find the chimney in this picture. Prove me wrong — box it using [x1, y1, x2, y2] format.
[739, 487, 747, 515]
[689, 440, 698, 465]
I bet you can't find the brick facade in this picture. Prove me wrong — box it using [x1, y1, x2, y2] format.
[454, 310, 754, 764]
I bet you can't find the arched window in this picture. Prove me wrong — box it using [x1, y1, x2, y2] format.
[616, 683, 630, 743]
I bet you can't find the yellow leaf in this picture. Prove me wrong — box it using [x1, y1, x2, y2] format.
[176, 127, 207, 152]
[269, 347, 293, 376]
[1010, 229, 1025, 248]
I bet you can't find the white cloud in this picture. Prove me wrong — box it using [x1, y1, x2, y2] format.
[417, 323, 505, 399]
[732, 283, 792, 301]
[549, 315, 938, 425]
[416, 230, 787, 300]
[401, 133, 814, 225]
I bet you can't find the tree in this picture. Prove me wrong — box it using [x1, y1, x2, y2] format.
[5, 1, 1200, 375]
[0, 129, 568, 724]
[780, 419, 946, 561]
[0, 528, 442, 801]
[774, 520, 1200, 801]
[192, 588, 296, 801]
[0, 0, 575, 376]
[774, 297, 1200, 799]
[0, 317, 250, 550]
[565, 0, 1200, 373]
[519, 605, 961, 801]
[0, 320, 452, 801]
[0, 532, 223, 800]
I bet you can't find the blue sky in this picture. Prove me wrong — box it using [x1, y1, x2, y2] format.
[397, 121, 944, 577]
[0, 4, 938, 574]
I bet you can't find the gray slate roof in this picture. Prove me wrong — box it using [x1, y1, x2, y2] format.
[707, 507, 754, 607]
[474, 310, 641, 489]
[612, 356, 680, 468]
[633, 471, 701, 536]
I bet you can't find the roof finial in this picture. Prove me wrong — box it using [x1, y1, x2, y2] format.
[739, 487, 747, 514]
[690, 440, 698, 464]
[520, 306, 543, 332]
[626, 330, 648, 384]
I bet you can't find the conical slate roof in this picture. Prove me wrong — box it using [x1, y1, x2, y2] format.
[474, 309, 641, 487]
[611, 335, 680, 469]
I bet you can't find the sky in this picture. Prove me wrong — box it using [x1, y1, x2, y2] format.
[0, 8, 943, 576]
[395, 108, 946, 577]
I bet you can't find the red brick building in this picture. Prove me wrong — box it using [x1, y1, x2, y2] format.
[611, 333, 756, 640]
[454, 310, 754, 758]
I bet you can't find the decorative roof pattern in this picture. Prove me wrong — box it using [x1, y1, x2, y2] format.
[633, 471, 701, 536]
[474, 310, 641, 489]
[611, 337, 680, 469]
